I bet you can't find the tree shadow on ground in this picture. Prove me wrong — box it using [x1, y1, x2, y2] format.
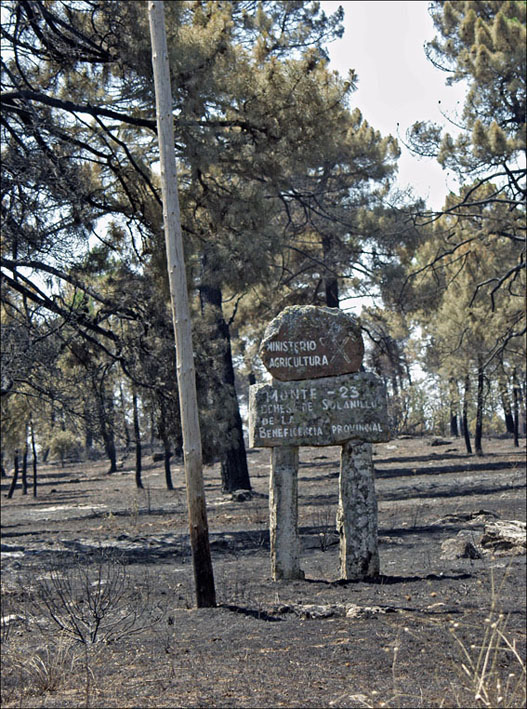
[375, 459, 524, 478]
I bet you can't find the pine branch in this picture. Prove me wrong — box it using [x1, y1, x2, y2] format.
[1, 268, 119, 344]
[1, 257, 138, 319]
[1, 90, 157, 130]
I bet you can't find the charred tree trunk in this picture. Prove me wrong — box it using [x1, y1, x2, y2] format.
[85, 422, 94, 451]
[43, 406, 55, 462]
[105, 386, 117, 473]
[149, 406, 156, 447]
[132, 390, 143, 489]
[450, 412, 459, 438]
[30, 419, 38, 497]
[475, 361, 485, 457]
[83, 397, 94, 453]
[462, 374, 472, 455]
[93, 376, 117, 474]
[520, 378, 526, 435]
[325, 278, 339, 309]
[504, 409, 515, 435]
[119, 379, 131, 449]
[102, 422, 117, 472]
[7, 449, 19, 499]
[157, 397, 174, 490]
[449, 379, 459, 437]
[513, 368, 520, 448]
[21, 426, 28, 495]
[199, 279, 251, 493]
[321, 234, 339, 308]
[499, 379, 515, 435]
[163, 442, 173, 491]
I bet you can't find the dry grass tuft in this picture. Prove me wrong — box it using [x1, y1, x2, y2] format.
[448, 570, 526, 708]
[2, 633, 79, 702]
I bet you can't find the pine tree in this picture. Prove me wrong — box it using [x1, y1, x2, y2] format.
[409, 187, 525, 452]
[407, 1, 525, 317]
[1, 1, 403, 491]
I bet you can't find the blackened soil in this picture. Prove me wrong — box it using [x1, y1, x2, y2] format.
[1, 437, 525, 708]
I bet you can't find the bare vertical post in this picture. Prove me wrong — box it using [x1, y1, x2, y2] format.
[269, 446, 303, 580]
[337, 440, 379, 580]
[148, 0, 215, 607]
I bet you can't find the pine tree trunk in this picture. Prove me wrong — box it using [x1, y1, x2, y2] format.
[512, 368, 520, 448]
[504, 408, 515, 435]
[199, 280, 251, 493]
[22, 428, 28, 495]
[132, 391, 143, 489]
[325, 278, 339, 308]
[462, 374, 472, 454]
[7, 450, 19, 499]
[390, 372, 402, 434]
[220, 444, 249, 494]
[499, 380, 515, 434]
[105, 385, 117, 473]
[149, 405, 156, 447]
[163, 439, 173, 490]
[519, 378, 526, 435]
[449, 379, 459, 437]
[83, 399, 94, 452]
[119, 379, 131, 449]
[475, 361, 484, 456]
[85, 422, 94, 451]
[94, 377, 117, 474]
[321, 234, 339, 308]
[103, 426, 117, 473]
[31, 420, 38, 497]
[157, 398, 174, 490]
[450, 413, 459, 437]
[44, 407, 55, 462]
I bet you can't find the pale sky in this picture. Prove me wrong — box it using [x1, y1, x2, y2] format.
[321, 1, 468, 210]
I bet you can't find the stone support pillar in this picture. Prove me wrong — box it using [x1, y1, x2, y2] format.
[269, 446, 304, 580]
[337, 440, 379, 580]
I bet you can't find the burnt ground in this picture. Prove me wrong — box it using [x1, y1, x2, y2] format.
[1, 436, 526, 708]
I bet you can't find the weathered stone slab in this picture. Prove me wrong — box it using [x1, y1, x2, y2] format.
[260, 305, 364, 381]
[249, 372, 389, 447]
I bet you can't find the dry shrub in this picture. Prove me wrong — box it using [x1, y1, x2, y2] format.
[29, 550, 159, 644]
[2, 551, 162, 707]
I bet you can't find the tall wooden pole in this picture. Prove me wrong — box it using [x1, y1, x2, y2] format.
[148, 0, 216, 608]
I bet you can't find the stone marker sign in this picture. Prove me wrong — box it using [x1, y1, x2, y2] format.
[260, 305, 364, 381]
[249, 305, 391, 583]
[249, 372, 390, 447]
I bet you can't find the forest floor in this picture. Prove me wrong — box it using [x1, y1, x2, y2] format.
[1, 436, 526, 708]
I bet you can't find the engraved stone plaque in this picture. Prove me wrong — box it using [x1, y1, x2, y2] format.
[249, 372, 389, 447]
[259, 305, 364, 381]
